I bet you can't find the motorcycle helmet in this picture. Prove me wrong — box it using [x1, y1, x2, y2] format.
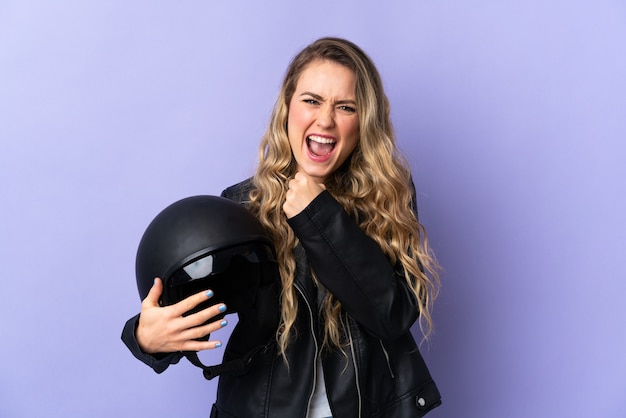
[135, 195, 276, 316]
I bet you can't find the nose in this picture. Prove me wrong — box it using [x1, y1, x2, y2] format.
[316, 105, 335, 129]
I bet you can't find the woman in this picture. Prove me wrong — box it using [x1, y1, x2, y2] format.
[123, 37, 441, 417]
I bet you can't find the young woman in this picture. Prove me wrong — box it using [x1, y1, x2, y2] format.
[123, 37, 441, 418]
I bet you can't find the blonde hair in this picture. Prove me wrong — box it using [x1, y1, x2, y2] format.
[249, 37, 440, 357]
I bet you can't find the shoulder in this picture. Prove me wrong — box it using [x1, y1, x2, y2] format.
[220, 177, 255, 204]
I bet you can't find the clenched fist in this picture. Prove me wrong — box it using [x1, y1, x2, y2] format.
[283, 172, 326, 219]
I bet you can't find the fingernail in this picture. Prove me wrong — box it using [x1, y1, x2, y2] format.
[220, 320, 228, 327]
[218, 304, 227, 312]
[205, 290, 214, 298]
[215, 342, 222, 348]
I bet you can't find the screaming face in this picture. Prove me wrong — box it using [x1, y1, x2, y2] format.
[287, 60, 360, 183]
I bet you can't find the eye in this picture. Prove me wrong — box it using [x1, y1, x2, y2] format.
[338, 105, 356, 113]
[303, 99, 319, 105]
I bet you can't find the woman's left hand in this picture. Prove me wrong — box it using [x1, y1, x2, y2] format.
[283, 171, 326, 218]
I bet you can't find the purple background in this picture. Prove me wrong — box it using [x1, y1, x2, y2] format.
[1, 1, 625, 417]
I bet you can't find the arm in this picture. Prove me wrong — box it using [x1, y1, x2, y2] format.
[287, 190, 419, 339]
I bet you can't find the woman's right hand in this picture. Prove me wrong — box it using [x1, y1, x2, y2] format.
[136, 278, 228, 354]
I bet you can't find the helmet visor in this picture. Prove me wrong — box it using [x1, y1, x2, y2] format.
[162, 243, 275, 313]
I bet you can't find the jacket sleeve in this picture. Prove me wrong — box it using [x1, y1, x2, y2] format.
[121, 314, 184, 373]
[286, 190, 419, 340]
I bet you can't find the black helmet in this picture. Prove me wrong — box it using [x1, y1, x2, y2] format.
[134, 195, 279, 379]
[135, 195, 276, 315]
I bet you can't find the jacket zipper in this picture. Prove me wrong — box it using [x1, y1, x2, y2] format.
[378, 340, 395, 379]
[294, 283, 319, 417]
[345, 313, 363, 418]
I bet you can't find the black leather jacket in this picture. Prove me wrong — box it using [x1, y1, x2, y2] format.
[122, 178, 441, 417]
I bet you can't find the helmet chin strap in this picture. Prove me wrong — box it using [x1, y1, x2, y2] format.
[182, 342, 272, 380]
[184, 352, 245, 380]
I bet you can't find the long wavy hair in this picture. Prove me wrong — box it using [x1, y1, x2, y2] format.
[249, 37, 440, 357]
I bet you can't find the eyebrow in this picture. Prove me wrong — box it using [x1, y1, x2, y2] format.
[300, 91, 357, 105]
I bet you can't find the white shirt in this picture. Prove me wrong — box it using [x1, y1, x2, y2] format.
[308, 358, 333, 417]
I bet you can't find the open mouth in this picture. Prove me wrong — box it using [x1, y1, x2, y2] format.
[307, 135, 336, 157]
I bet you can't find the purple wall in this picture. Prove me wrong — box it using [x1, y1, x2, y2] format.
[1, 1, 624, 417]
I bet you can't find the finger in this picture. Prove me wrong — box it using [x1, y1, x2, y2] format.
[287, 177, 298, 191]
[169, 288, 215, 317]
[181, 301, 228, 329]
[141, 277, 163, 308]
[294, 171, 307, 182]
[179, 338, 225, 352]
[181, 315, 229, 342]
[295, 171, 325, 190]
[294, 170, 315, 184]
